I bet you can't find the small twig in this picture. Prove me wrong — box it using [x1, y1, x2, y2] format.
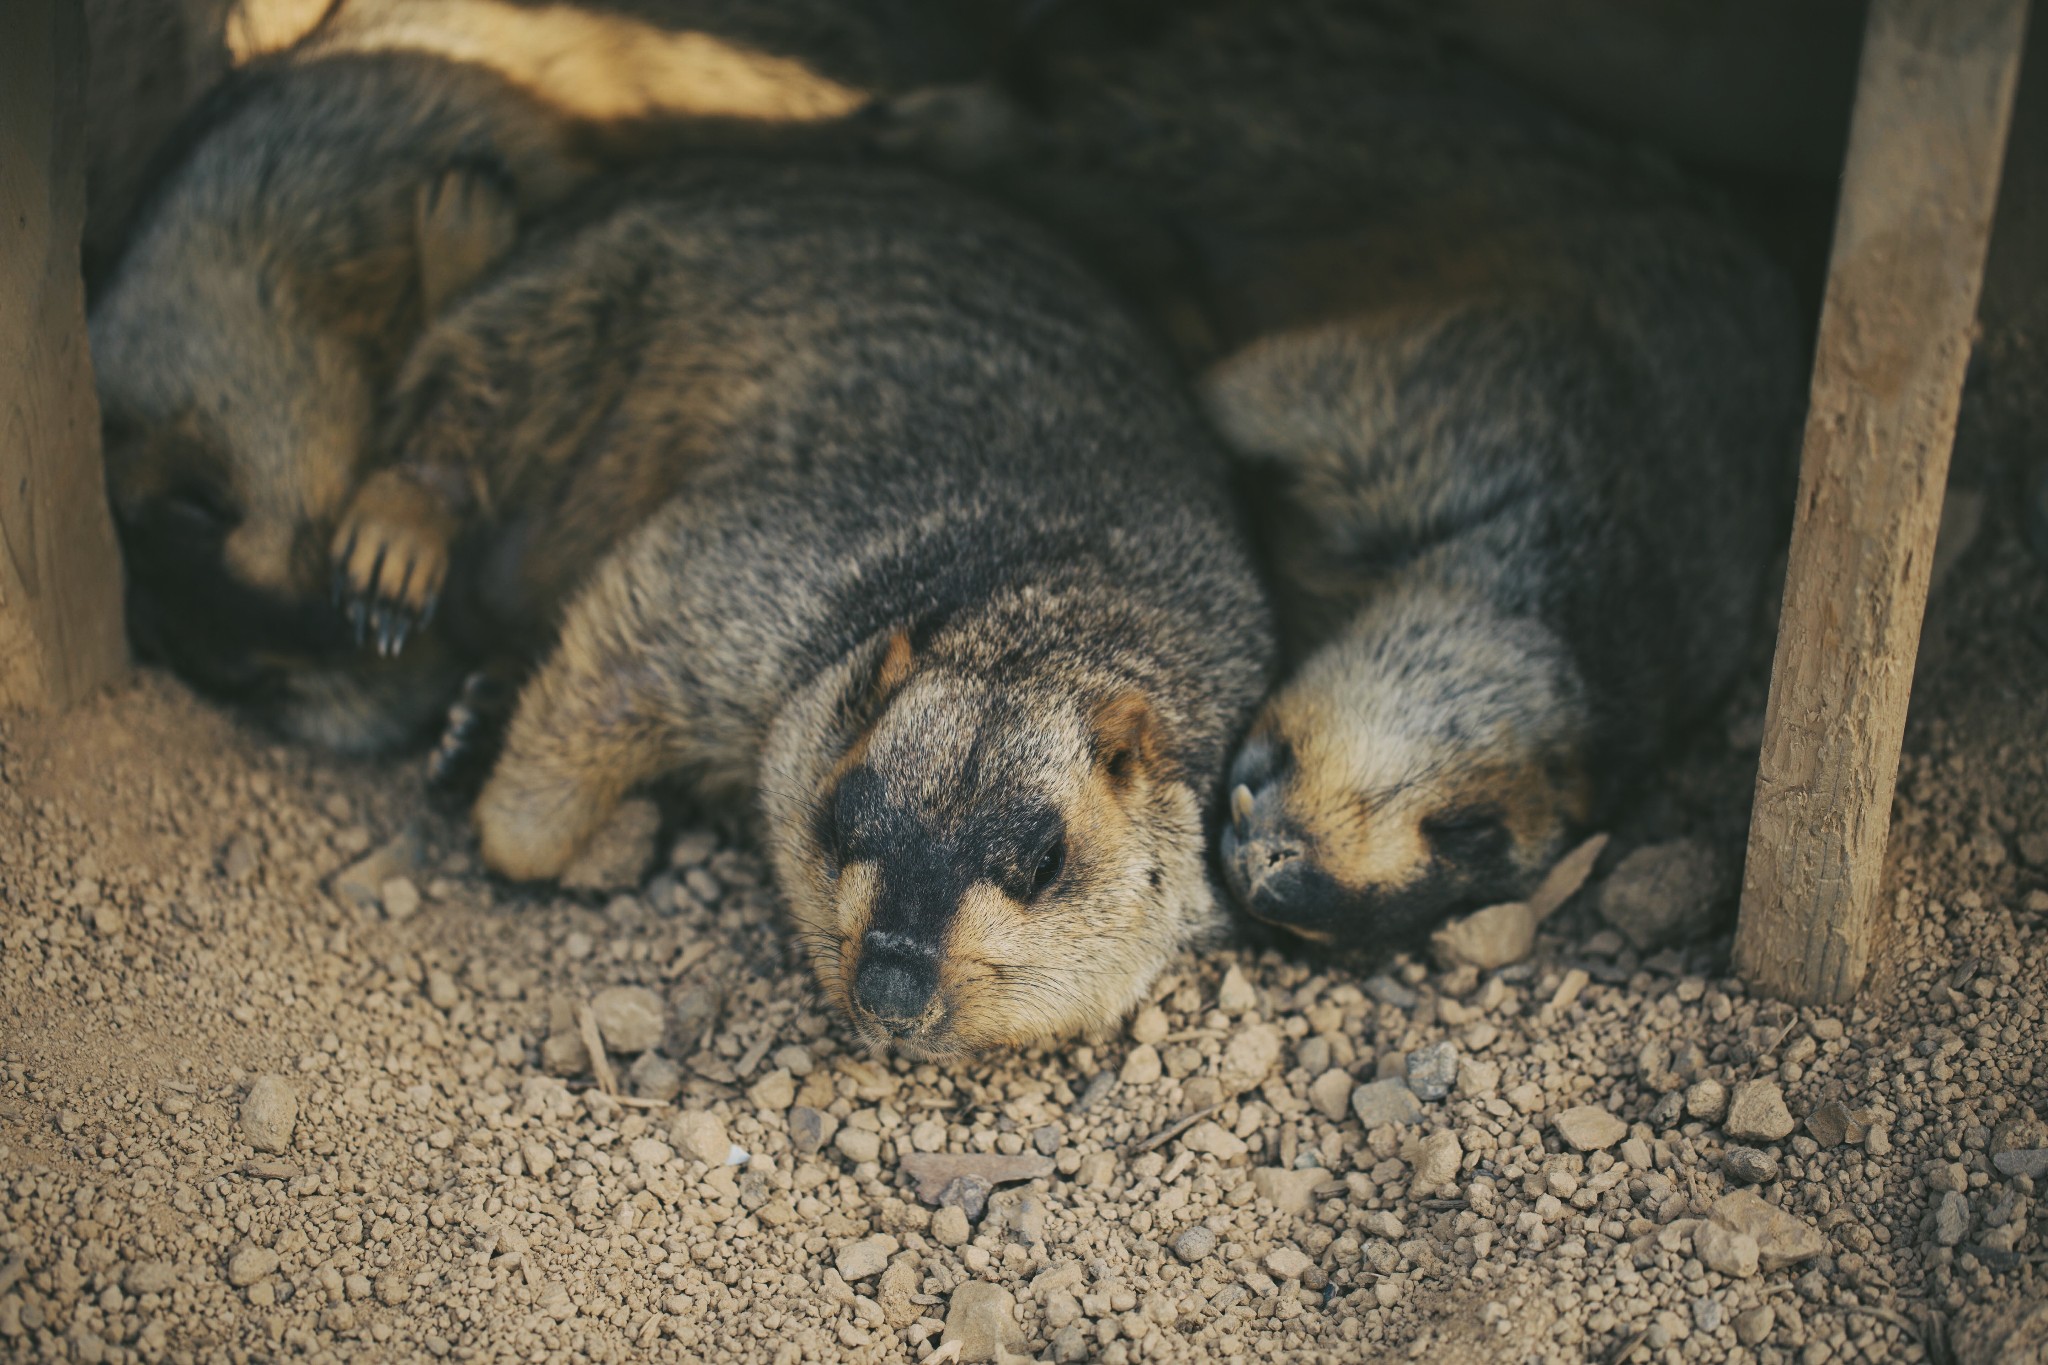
[575, 1002, 618, 1097]
[1819, 1301, 1924, 1349]
[610, 1095, 670, 1110]
[667, 941, 716, 977]
[1128, 1104, 1223, 1156]
[1606, 1329, 1649, 1364]
[734, 1031, 776, 1080]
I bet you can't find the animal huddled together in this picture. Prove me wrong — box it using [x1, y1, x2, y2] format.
[88, 0, 1803, 1053]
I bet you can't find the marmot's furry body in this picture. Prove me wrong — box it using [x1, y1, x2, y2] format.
[350, 160, 1274, 1053]
[80, 0, 1007, 279]
[88, 11, 963, 754]
[91, 55, 590, 752]
[895, 0, 1804, 945]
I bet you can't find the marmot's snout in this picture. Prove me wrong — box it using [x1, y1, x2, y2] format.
[851, 934, 941, 1034]
[1220, 735, 1337, 941]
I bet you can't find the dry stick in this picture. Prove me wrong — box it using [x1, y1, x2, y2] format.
[1128, 1104, 1223, 1156]
[1606, 1330, 1649, 1365]
[1734, 0, 2031, 1004]
[575, 1002, 619, 1096]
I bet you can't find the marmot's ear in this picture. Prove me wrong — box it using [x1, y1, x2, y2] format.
[415, 158, 520, 319]
[832, 628, 917, 744]
[1090, 690, 1165, 789]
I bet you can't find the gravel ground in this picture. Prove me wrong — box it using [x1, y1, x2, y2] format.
[3, 407, 2046, 1365]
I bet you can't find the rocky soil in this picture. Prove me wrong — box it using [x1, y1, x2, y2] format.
[3, 388, 2047, 1365]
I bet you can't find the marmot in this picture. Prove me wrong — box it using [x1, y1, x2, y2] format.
[91, 53, 590, 753]
[80, 0, 1009, 281]
[343, 158, 1274, 1052]
[88, 5, 981, 755]
[884, 0, 1805, 947]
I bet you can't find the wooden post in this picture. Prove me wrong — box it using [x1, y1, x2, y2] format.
[1734, 0, 2028, 1003]
[1, 0, 127, 711]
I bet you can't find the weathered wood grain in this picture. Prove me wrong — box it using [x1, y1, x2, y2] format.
[1735, 0, 2030, 1002]
[1, 0, 128, 711]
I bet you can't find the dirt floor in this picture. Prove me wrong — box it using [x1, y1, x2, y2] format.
[4, 387, 2048, 1365]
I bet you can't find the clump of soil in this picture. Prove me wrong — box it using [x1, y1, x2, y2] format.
[2, 418, 2045, 1365]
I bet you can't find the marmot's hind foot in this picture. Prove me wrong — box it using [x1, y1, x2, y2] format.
[426, 668, 519, 804]
[331, 468, 456, 657]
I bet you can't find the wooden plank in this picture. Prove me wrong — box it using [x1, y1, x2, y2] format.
[0, 0, 128, 711]
[1734, 0, 2029, 1004]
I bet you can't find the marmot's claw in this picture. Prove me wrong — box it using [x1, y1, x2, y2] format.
[426, 669, 516, 802]
[329, 472, 454, 658]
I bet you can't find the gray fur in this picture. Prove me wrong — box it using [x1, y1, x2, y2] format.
[90, 53, 593, 752]
[377, 160, 1275, 1051]
[890, 0, 1805, 945]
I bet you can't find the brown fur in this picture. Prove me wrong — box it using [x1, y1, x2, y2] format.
[368, 159, 1275, 1052]
[886, 0, 1803, 947]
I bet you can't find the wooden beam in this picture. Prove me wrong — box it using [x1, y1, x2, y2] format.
[0, 0, 127, 712]
[1734, 0, 2028, 1003]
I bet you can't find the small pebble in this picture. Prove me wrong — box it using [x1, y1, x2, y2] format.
[1723, 1147, 1780, 1184]
[835, 1127, 882, 1164]
[1684, 1078, 1728, 1123]
[835, 1236, 892, 1281]
[1129, 1006, 1169, 1045]
[122, 1261, 177, 1296]
[1554, 1105, 1626, 1152]
[931, 1205, 971, 1247]
[590, 986, 666, 1054]
[1263, 1246, 1312, 1280]
[378, 875, 420, 921]
[1596, 839, 1722, 950]
[1405, 1041, 1459, 1102]
[1933, 1190, 1970, 1246]
[1352, 1080, 1423, 1129]
[227, 1246, 278, 1288]
[944, 1282, 1022, 1362]
[1723, 1080, 1796, 1142]
[790, 1107, 836, 1155]
[671, 1110, 733, 1165]
[1173, 1225, 1216, 1263]
[1309, 1070, 1354, 1123]
[937, 1176, 992, 1220]
[1180, 1120, 1249, 1161]
[1409, 1131, 1463, 1190]
[1695, 1221, 1760, 1278]
[627, 1051, 683, 1103]
[1121, 1044, 1163, 1086]
[1216, 966, 1259, 1015]
[240, 1075, 298, 1154]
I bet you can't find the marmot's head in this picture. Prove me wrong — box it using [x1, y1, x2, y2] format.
[90, 59, 565, 749]
[767, 631, 1215, 1056]
[1220, 588, 1593, 946]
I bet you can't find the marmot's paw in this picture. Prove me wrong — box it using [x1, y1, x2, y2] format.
[331, 469, 455, 657]
[426, 670, 517, 804]
[474, 768, 606, 883]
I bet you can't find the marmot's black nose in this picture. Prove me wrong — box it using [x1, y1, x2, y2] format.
[854, 940, 937, 1023]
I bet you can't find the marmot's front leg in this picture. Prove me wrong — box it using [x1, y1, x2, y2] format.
[331, 466, 464, 656]
[425, 663, 524, 803]
[472, 572, 679, 881]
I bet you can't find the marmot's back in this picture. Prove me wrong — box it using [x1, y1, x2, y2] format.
[347, 157, 1275, 1053]
[900, 0, 1804, 947]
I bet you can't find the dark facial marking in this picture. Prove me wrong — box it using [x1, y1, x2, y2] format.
[1419, 807, 1510, 866]
[822, 763, 1067, 954]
